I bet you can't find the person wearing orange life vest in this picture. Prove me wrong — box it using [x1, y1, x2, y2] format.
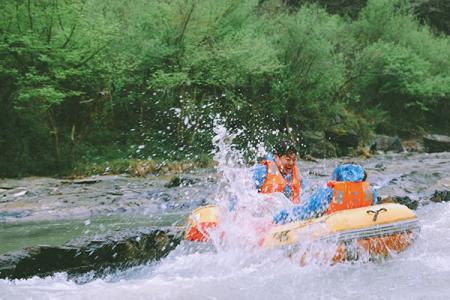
[253, 140, 303, 204]
[273, 163, 377, 224]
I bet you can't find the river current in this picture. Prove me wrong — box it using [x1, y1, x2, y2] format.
[1, 201, 450, 300]
[1, 126, 449, 300]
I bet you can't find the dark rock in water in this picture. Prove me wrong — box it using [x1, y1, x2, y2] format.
[0, 227, 183, 280]
[430, 190, 450, 202]
[379, 196, 418, 210]
[169, 198, 208, 210]
[0, 210, 31, 219]
[423, 134, 450, 153]
[165, 176, 199, 188]
[115, 207, 127, 213]
[374, 163, 385, 170]
[147, 190, 172, 202]
[62, 179, 102, 185]
[308, 170, 328, 177]
[370, 135, 404, 153]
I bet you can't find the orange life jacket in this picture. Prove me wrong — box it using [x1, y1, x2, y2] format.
[259, 160, 301, 204]
[325, 181, 373, 214]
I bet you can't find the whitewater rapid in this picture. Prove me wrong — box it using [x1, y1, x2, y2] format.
[1, 201, 450, 300]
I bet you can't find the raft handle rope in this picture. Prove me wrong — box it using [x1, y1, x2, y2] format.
[366, 208, 388, 222]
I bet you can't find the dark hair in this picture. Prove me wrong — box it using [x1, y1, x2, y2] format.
[274, 140, 297, 157]
[363, 170, 367, 181]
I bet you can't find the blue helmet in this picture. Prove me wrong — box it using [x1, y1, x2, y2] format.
[331, 163, 365, 182]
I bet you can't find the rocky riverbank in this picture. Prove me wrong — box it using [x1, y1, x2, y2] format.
[0, 170, 218, 224]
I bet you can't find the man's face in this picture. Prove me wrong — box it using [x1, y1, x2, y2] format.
[275, 153, 296, 175]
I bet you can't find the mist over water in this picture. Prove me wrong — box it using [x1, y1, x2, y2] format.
[1, 125, 450, 300]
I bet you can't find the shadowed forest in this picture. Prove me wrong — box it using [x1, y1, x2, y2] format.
[1, 0, 449, 177]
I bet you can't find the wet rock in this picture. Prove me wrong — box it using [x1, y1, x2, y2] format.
[379, 196, 418, 210]
[147, 190, 172, 202]
[430, 190, 450, 203]
[108, 191, 123, 196]
[206, 176, 217, 183]
[308, 170, 328, 177]
[374, 163, 385, 170]
[423, 134, 450, 153]
[115, 207, 127, 213]
[402, 140, 424, 152]
[370, 135, 404, 153]
[0, 186, 14, 190]
[0, 227, 183, 280]
[389, 177, 398, 184]
[167, 198, 209, 210]
[0, 210, 31, 219]
[165, 176, 199, 188]
[62, 179, 102, 185]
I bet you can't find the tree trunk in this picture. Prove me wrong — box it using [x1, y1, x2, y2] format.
[47, 110, 61, 163]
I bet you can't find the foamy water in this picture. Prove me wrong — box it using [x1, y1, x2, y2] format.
[2, 202, 450, 300]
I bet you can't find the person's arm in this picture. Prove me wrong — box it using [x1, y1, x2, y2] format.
[273, 209, 290, 224]
[291, 187, 333, 221]
[273, 187, 333, 224]
[253, 164, 268, 190]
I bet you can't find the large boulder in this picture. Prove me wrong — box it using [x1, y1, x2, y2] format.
[370, 135, 404, 153]
[300, 131, 337, 158]
[402, 139, 424, 152]
[0, 227, 183, 280]
[325, 127, 360, 148]
[423, 134, 450, 153]
[324, 127, 360, 156]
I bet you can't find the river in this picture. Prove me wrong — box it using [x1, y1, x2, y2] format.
[0, 126, 449, 299]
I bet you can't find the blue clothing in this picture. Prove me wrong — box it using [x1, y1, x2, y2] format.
[273, 187, 333, 224]
[253, 164, 269, 189]
[273, 164, 377, 224]
[253, 153, 275, 189]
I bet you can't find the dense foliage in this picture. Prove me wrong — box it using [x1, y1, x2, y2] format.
[1, 0, 449, 177]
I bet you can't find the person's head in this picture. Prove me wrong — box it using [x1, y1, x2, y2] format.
[273, 140, 297, 175]
[331, 162, 366, 182]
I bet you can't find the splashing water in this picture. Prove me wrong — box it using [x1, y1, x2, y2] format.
[209, 122, 294, 250]
[3, 202, 450, 300]
[1, 125, 450, 300]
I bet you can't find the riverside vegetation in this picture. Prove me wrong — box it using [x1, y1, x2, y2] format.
[1, 0, 449, 177]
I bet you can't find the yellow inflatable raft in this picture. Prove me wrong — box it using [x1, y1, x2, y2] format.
[185, 203, 420, 262]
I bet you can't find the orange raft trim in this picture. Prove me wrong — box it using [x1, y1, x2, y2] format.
[185, 221, 218, 242]
[185, 205, 220, 242]
[297, 231, 415, 265]
[263, 203, 419, 262]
